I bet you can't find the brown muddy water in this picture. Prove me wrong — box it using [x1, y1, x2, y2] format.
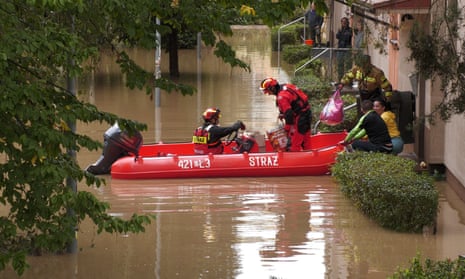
[2, 26, 465, 279]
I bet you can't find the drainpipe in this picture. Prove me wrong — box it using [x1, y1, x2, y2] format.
[417, 74, 425, 162]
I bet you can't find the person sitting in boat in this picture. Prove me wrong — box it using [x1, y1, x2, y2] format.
[193, 107, 246, 155]
[259, 78, 312, 151]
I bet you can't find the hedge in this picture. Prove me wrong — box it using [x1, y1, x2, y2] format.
[331, 152, 439, 233]
[271, 24, 305, 51]
[389, 253, 465, 278]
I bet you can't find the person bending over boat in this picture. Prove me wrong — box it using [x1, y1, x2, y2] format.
[373, 98, 404, 155]
[193, 107, 245, 155]
[341, 100, 393, 153]
[260, 78, 312, 151]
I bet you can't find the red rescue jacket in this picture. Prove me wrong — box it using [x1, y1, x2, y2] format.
[276, 84, 311, 125]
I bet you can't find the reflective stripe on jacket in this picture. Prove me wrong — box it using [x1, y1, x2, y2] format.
[341, 65, 392, 93]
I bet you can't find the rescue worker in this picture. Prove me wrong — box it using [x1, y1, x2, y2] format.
[193, 108, 245, 155]
[260, 78, 312, 151]
[339, 54, 393, 103]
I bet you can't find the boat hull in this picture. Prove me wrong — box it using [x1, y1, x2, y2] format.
[110, 132, 347, 179]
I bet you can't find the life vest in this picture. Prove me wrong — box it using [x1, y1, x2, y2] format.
[279, 84, 312, 134]
[193, 125, 211, 145]
[281, 84, 311, 114]
[342, 66, 391, 94]
[192, 124, 223, 154]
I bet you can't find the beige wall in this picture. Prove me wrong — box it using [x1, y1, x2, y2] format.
[395, 17, 417, 92]
[424, 80, 446, 164]
[444, 0, 465, 190]
[444, 116, 465, 187]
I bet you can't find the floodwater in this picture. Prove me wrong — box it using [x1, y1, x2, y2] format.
[2, 26, 465, 279]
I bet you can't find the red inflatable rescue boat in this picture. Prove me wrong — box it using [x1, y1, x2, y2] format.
[86, 124, 347, 179]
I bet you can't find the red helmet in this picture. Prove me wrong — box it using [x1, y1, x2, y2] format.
[260, 78, 278, 95]
[202, 107, 221, 122]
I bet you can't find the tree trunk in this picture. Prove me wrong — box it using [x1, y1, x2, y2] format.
[168, 30, 180, 78]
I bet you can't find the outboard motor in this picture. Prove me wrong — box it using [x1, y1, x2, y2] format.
[86, 123, 143, 175]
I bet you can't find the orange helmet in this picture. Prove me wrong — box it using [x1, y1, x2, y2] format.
[202, 107, 221, 122]
[260, 78, 279, 95]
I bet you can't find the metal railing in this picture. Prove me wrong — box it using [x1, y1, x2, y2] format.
[294, 48, 330, 75]
[277, 16, 305, 71]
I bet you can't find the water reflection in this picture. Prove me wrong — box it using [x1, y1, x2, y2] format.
[109, 177, 346, 279]
[3, 177, 465, 278]
[2, 26, 465, 279]
[100, 178, 465, 279]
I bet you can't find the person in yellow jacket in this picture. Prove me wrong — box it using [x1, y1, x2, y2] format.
[373, 99, 404, 155]
[339, 54, 393, 103]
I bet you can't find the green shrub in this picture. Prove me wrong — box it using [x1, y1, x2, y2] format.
[292, 73, 331, 99]
[282, 45, 313, 64]
[331, 152, 439, 233]
[271, 24, 304, 51]
[389, 254, 465, 278]
[294, 58, 323, 76]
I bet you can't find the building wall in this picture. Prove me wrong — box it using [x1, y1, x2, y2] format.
[378, 8, 446, 166]
[444, 116, 465, 188]
[444, 0, 465, 194]
[396, 17, 419, 93]
[424, 80, 446, 164]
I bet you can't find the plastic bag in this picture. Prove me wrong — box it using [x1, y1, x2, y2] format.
[319, 89, 344, 126]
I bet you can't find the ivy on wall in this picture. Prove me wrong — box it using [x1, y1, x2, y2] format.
[407, 2, 465, 122]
